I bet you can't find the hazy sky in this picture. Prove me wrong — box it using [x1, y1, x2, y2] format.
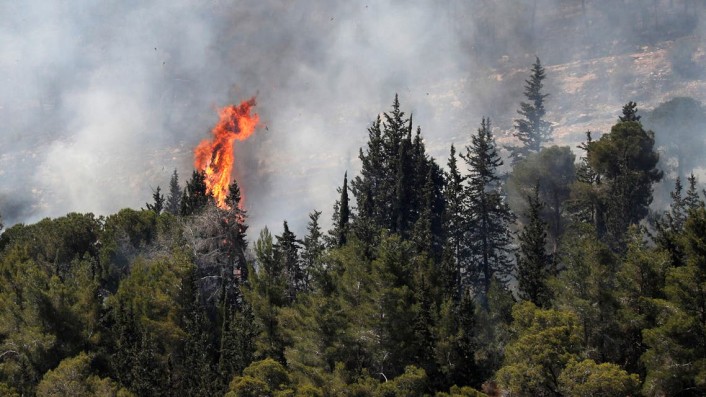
[1, 0, 704, 235]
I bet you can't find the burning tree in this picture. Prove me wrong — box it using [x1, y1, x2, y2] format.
[194, 98, 259, 209]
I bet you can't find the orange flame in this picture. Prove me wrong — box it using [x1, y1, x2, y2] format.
[194, 97, 259, 208]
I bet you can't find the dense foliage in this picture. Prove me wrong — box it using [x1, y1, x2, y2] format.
[2, 61, 706, 396]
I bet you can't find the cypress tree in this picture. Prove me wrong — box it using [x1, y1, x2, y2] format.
[301, 210, 324, 292]
[329, 172, 351, 248]
[112, 301, 140, 389]
[411, 274, 436, 377]
[218, 289, 256, 388]
[132, 331, 167, 396]
[412, 162, 445, 262]
[276, 221, 302, 302]
[452, 289, 480, 387]
[516, 185, 552, 308]
[395, 131, 413, 237]
[224, 180, 248, 283]
[441, 145, 466, 298]
[179, 267, 218, 397]
[350, 95, 412, 233]
[165, 169, 181, 215]
[351, 115, 385, 230]
[338, 173, 350, 247]
[461, 118, 514, 296]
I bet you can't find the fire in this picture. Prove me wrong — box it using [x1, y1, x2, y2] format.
[194, 97, 259, 209]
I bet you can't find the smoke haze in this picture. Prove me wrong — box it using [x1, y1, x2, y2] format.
[1, 0, 705, 235]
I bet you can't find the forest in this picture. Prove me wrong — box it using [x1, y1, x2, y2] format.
[1, 58, 706, 397]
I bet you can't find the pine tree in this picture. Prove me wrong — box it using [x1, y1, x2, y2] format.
[685, 173, 702, 211]
[619, 101, 641, 122]
[180, 170, 210, 216]
[461, 118, 515, 295]
[587, 102, 663, 249]
[569, 131, 606, 235]
[643, 207, 706, 396]
[516, 185, 552, 307]
[510, 57, 552, 163]
[506, 145, 575, 251]
[165, 169, 181, 215]
[145, 186, 165, 214]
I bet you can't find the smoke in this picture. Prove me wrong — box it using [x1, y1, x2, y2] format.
[1, 0, 705, 235]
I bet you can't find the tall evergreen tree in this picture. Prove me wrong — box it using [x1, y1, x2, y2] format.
[301, 210, 324, 292]
[165, 169, 181, 215]
[351, 95, 413, 233]
[218, 289, 256, 386]
[335, 173, 350, 247]
[516, 185, 552, 307]
[461, 118, 515, 295]
[510, 57, 553, 163]
[643, 207, 706, 396]
[180, 170, 210, 216]
[506, 146, 575, 250]
[351, 115, 385, 230]
[178, 266, 218, 397]
[382, 96, 411, 227]
[619, 101, 641, 122]
[587, 102, 663, 249]
[412, 162, 445, 262]
[454, 290, 480, 387]
[224, 180, 248, 283]
[132, 330, 167, 396]
[145, 186, 165, 214]
[684, 173, 702, 211]
[394, 130, 413, 237]
[411, 274, 436, 378]
[111, 301, 140, 389]
[276, 221, 302, 302]
[569, 131, 606, 235]
[247, 228, 287, 363]
[441, 145, 466, 299]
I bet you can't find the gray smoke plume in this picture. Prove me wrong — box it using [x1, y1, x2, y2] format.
[1, 0, 705, 235]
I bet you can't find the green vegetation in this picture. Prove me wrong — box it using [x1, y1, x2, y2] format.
[3, 60, 706, 396]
